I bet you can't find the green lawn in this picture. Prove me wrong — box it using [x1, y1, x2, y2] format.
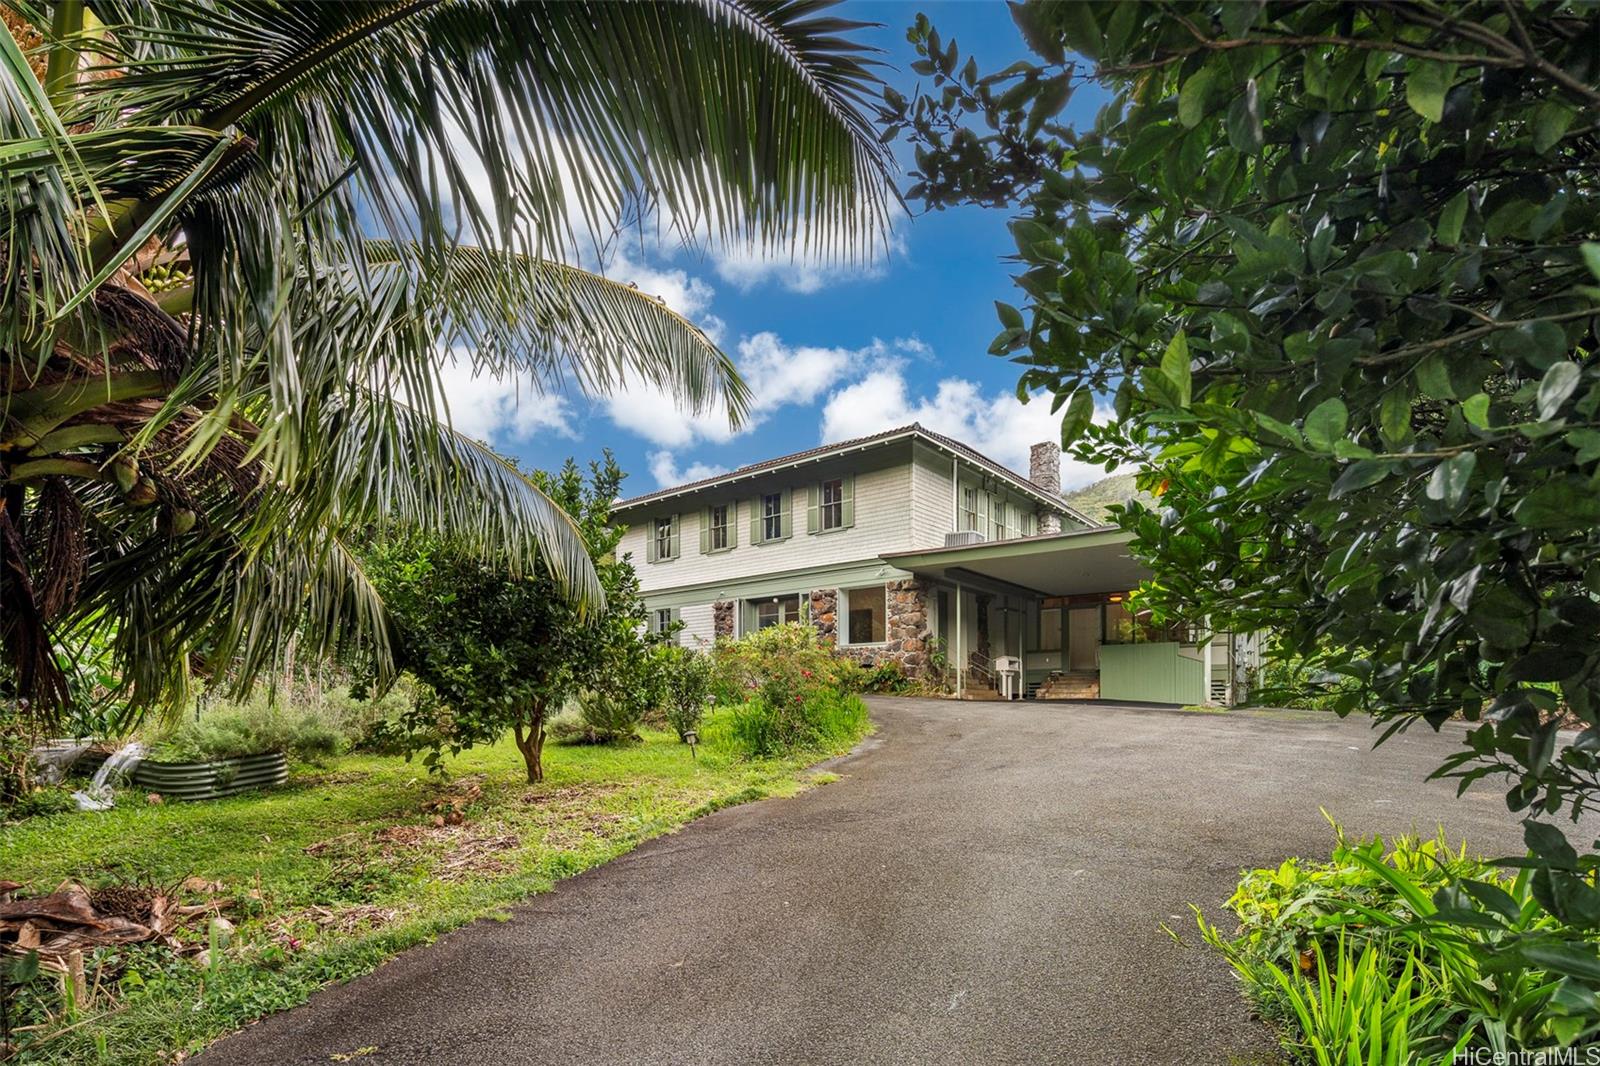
[2, 711, 863, 1065]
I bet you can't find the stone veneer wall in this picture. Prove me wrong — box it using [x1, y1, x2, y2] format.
[815, 578, 932, 679]
[713, 599, 735, 639]
[809, 588, 838, 645]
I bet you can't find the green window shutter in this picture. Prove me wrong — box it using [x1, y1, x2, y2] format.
[781, 488, 793, 539]
[749, 497, 762, 544]
[728, 502, 739, 548]
[646, 523, 658, 564]
[841, 474, 855, 528]
[699, 508, 710, 555]
[668, 513, 680, 559]
[807, 483, 820, 534]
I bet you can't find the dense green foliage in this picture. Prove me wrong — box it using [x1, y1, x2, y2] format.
[711, 624, 872, 757]
[363, 455, 655, 783]
[1201, 826, 1600, 1058]
[150, 701, 340, 765]
[886, 0, 1600, 912]
[0, 0, 894, 728]
[2, 710, 862, 1065]
[657, 646, 715, 743]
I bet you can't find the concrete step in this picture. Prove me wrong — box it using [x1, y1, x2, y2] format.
[1036, 672, 1100, 700]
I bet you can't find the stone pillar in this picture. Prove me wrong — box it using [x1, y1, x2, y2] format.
[809, 588, 838, 646]
[885, 579, 931, 678]
[713, 599, 735, 640]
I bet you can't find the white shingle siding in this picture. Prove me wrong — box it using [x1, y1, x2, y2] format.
[676, 603, 716, 648]
[622, 445, 917, 594]
[617, 432, 1085, 598]
[910, 441, 956, 546]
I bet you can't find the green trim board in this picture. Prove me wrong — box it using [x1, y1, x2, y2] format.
[641, 558, 914, 611]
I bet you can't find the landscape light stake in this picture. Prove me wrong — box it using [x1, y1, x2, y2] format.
[685, 729, 699, 760]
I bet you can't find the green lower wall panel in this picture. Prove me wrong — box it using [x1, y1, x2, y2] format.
[1099, 643, 1206, 704]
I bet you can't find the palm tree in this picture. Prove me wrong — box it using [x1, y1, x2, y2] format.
[0, 0, 894, 726]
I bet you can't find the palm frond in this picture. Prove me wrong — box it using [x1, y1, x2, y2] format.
[77, 0, 896, 260]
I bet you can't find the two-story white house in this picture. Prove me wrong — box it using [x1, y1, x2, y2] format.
[613, 423, 1254, 705]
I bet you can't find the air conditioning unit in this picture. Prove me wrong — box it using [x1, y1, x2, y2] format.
[944, 530, 984, 547]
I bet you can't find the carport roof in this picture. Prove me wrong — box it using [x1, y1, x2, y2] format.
[880, 527, 1149, 598]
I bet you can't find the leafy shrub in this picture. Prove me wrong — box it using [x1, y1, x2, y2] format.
[1199, 823, 1600, 1060]
[562, 686, 648, 745]
[709, 625, 871, 757]
[657, 646, 714, 742]
[856, 659, 909, 694]
[712, 624, 847, 704]
[150, 701, 343, 764]
[728, 687, 868, 759]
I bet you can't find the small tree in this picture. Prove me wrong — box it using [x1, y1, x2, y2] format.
[364, 454, 650, 783]
[658, 646, 714, 742]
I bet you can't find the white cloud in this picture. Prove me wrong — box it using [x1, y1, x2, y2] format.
[648, 450, 729, 488]
[435, 357, 577, 444]
[820, 365, 1111, 490]
[709, 205, 908, 295]
[598, 332, 927, 448]
[603, 250, 717, 320]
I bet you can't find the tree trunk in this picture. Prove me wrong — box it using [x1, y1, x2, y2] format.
[511, 703, 547, 784]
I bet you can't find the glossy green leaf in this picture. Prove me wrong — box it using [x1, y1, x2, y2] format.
[1405, 60, 1453, 123]
[1060, 386, 1095, 446]
[1178, 68, 1216, 128]
[1303, 398, 1349, 451]
[1426, 452, 1476, 511]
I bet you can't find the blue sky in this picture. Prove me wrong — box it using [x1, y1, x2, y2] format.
[450, 2, 1109, 499]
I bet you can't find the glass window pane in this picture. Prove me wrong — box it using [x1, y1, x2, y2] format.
[762, 493, 783, 540]
[821, 479, 844, 529]
[844, 585, 887, 644]
[1104, 602, 1134, 644]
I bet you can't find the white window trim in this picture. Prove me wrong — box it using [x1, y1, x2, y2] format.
[839, 584, 890, 647]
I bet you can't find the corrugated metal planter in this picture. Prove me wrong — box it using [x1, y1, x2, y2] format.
[131, 751, 288, 801]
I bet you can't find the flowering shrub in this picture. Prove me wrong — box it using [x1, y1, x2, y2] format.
[711, 624, 869, 756]
[711, 623, 850, 708]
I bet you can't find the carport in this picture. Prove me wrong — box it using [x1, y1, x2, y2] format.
[880, 528, 1220, 704]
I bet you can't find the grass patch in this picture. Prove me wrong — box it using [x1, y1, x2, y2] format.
[1, 707, 868, 1065]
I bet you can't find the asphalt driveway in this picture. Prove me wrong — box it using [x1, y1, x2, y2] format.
[200, 697, 1531, 1066]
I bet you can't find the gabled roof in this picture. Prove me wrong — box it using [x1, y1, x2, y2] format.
[613, 423, 1096, 526]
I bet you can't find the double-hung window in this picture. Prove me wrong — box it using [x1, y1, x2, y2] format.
[648, 514, 679, 562]
[710, 504, 730, 549]
[807, 476, 853, 534]
[962, 487, 980, 531]
[820, 479, 844, 531]
[762, 492, 784, 541]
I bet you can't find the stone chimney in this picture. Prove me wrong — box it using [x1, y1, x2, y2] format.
[1029, 442, 1063, 534]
